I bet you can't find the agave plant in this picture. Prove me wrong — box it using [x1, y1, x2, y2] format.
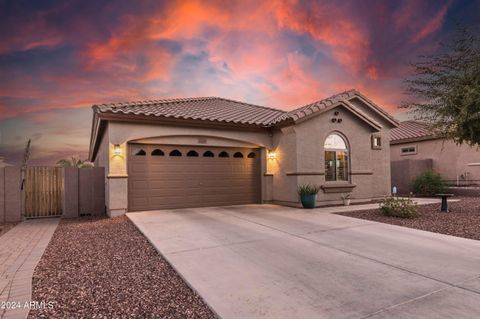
[56, 157, 94, 168]
[297, 184, 321, 196]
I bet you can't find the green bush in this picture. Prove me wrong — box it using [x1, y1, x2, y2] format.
[411, 170, 448, 196]
[380, 196, 418, 218]
[297, 184, 321, 196]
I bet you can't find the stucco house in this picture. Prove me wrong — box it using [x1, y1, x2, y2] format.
[89, 89, 399, 216]
[390, 120, 480, 193]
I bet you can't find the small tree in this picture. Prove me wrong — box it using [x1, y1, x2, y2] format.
[402, 26, 480, 146]
[411, 170, 448, 196]
[56, 157, 93, 168]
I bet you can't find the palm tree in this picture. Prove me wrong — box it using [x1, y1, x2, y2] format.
[56, 157, 94, 168]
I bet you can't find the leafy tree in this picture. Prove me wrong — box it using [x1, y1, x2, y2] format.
[56, 157, 93, 168]
[402, 26, 480, 146]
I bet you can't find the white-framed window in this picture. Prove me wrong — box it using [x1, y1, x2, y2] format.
[371, 135, 382, 149]
[401, 146, 417, 155]
[324, 133, 349, 182]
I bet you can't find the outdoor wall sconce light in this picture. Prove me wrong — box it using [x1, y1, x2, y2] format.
[267, 150, 277, 159]
[113, 144, 122, 155]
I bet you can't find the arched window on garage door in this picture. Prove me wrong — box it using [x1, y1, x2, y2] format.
[233, 152, 244, 158]
[203, 151, 214, 157]
[151, 149, 164, 156]
[169, 149, 182, 157]
[218, 151, 229, 158]
[135, 149, 146, 156]
[187, 150, 199, 157]
[247, 152, 256, 158]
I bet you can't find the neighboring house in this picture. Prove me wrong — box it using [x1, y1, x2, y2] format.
[89, 89, 399, 216]
[390, 121, 480, 193]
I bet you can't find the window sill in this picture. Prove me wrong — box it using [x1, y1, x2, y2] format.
[108, 174, 128, 178]
[321, 183, 356, 193]
[286, 171, 325, 176]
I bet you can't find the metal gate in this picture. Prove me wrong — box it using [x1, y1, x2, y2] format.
[24, 167, 63, 218]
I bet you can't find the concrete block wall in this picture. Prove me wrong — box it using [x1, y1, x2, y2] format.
[63, 167, 105, 218]
[391, 159, 433, 194]
[63, 167, 79, 218]
[0, 167, 22, 223]
[1, 166, 106, 222]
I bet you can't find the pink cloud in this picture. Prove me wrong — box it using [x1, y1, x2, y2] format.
[274, 1, 370, 74]
[366, 66, 379, 80]
[411, 4, 450, 43]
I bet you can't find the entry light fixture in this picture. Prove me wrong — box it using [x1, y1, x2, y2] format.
[267, 150, 277, 159]
[113, 144, 122, 155]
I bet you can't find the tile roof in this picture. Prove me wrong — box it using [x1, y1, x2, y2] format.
[287, 90, 357, 121]
[287, 89, 398, 126]
[94, 97, 287, 126]
[92, 89, 398, 128]
[390, 120, 435, 142]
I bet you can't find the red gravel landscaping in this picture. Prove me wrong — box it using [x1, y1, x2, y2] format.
[28, 216, 217, 319]
[337, 197, 480, 241]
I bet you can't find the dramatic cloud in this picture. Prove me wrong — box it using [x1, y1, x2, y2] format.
[0, 0, 477, 165]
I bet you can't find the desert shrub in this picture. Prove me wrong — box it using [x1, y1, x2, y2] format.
[380, 196, 418, 218]
[297, 184, 321, 196]
[411, 170, 448, 196]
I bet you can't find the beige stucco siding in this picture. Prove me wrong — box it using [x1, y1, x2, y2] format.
[94, 124, 109, 170]
[101, 121, 273, 215]
[348, 98, 395, 128]
[93, 100, 395, 215]
[94, 124, 109, 209]
[391, 139, 480, 183]
[270, 126, 298, 203]
[268, 104, 392, 206]
[108, 122, 273, 148]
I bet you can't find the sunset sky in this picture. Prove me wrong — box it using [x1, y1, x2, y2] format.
[1, 0, 479, 166]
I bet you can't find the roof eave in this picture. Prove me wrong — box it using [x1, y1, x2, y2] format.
[95, 111, 273, 131]
[390, 135, 440, 145]
[351, 93, 399, 128]
[287, 101, 383, 131]
[88, 111, 107, 162]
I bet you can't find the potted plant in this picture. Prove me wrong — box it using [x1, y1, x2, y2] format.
[298, 184, 321, 209]
[341, 193, 351, 206]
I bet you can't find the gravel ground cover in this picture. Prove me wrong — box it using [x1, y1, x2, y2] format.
[28, 216, 217, 319]
[337, 197, 480, 240]
[0, 222, 18, 237]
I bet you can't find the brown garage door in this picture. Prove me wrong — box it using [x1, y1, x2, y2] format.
[128, 144, 261, 211]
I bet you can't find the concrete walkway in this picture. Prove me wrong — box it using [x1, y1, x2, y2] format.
[0, 219, 59, 319]
[129, 202, 480, 319]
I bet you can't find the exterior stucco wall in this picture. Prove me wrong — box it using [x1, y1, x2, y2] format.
[391, 139, 480, 184]
[94, 124, 110, 210]
[349, 98, 396, 128]
[95, 104, 395, 214]
[94, 124, 109, 170]
[270, 126, 298, 203]
[101, 121, 274, 215]
[290, 105, 391, 205]
[109, 122, 273, 147]
[269, 104, 393, 206]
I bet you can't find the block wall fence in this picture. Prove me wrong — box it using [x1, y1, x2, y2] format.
[0, 166, 105, 223]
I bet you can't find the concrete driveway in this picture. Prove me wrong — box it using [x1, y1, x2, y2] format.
[127, 204, 480, 319]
